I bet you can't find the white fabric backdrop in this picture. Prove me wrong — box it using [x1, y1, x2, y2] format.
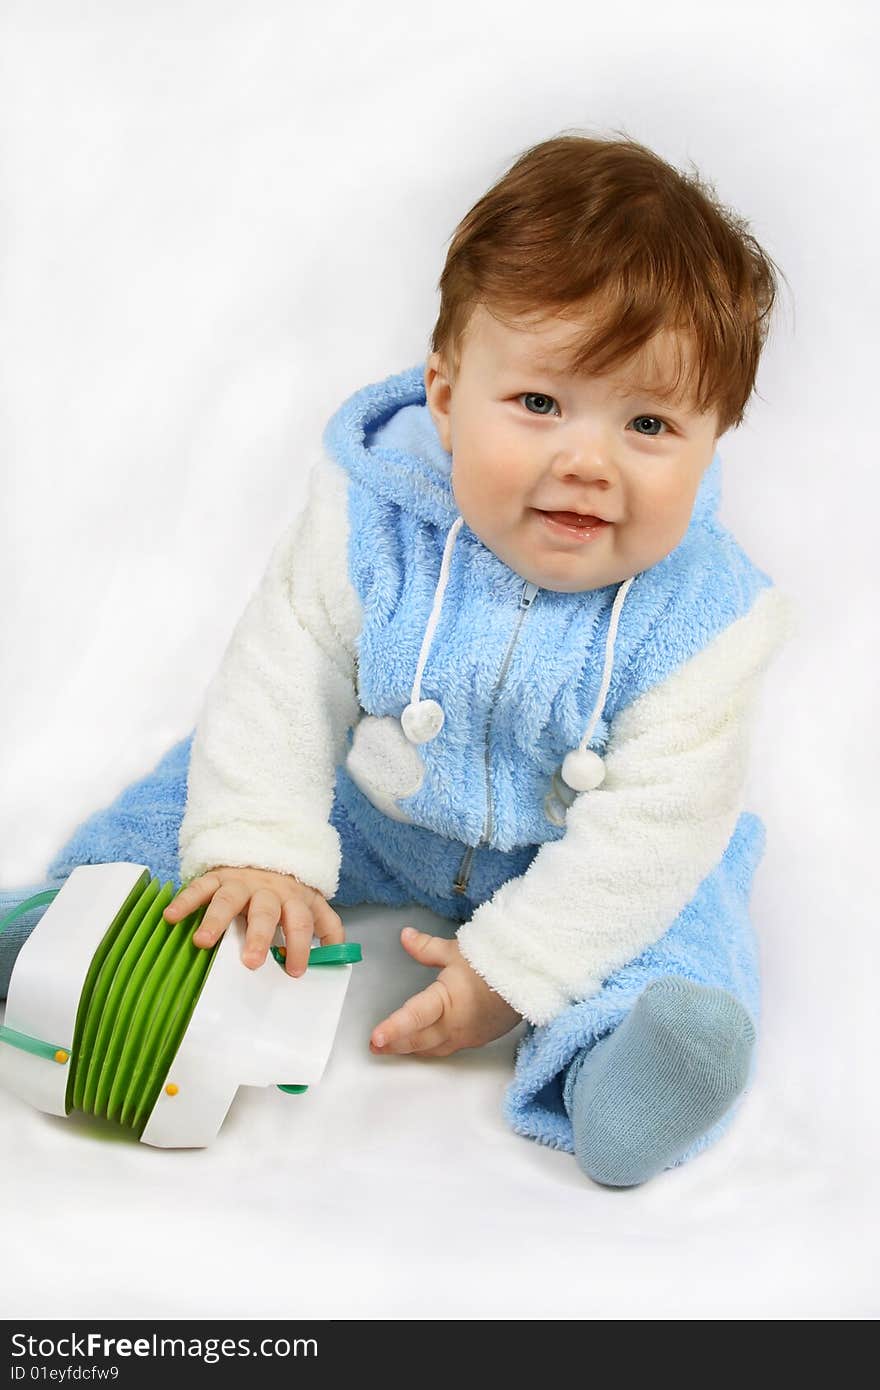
[1, 0, 876, 1320]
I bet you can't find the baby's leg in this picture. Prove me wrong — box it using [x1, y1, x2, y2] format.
[504, 811, 766, 1183]
[563, 977, 755, 1187]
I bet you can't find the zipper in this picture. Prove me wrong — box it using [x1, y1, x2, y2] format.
[452, 579, 539, 895]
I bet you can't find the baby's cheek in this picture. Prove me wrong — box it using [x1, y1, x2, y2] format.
[450, 451, 486, 508]
[635, 474, 688, 530]
[455, 461, 511, 531]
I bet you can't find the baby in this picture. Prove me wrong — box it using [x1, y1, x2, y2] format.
[2, 132, 797, 1186]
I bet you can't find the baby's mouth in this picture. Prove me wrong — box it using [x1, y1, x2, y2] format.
[533, 508, 611, 529]
[530, 508, 612, 544]
[537, 509, 608, 528]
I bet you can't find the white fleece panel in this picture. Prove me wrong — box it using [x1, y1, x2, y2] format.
[456, 586, 800, 1027]
[178, 453, 363, 899]
[344, 714, 425, 823]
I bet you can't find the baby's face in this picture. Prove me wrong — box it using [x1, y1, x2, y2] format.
[425, 304, 721, 592]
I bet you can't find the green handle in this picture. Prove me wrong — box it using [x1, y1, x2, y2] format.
[271, 941, 362, 968]
[308, 942, 362, 965]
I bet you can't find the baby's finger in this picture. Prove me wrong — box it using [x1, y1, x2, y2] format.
[163, 873, 220, 923]
[371, 983, 446, 1054]
[193, 880, 251, 948]
[309, 893, 345, 947]
[279, 897, 318, 977]
[242, 889, 283, 969]
[372, 1021, 450, 1056]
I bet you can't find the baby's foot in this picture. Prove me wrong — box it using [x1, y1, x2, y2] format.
[563, 977, 756, 1187]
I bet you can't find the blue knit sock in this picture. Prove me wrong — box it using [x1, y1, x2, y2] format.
[0, 883, 59, 1000]
[563, 977, 756, 1187]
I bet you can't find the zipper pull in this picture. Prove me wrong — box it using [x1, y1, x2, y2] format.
[520, 581, 539, 609]
[452, 844, 476, 895]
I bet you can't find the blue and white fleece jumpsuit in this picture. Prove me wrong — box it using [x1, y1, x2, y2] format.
[20, 363, 797, 1168]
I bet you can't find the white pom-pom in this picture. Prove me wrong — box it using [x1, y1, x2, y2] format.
[401, 699, 445, 744]
[561, 747, 605, 791]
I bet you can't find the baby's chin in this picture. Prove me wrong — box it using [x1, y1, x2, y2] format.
[484, 532, 631, 593]
[494, 552, 621, 594]
[516, 548, 655, 592]
[525, 570, 623, 594]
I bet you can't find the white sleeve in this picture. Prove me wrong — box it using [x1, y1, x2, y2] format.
[178, 453, 363, 899]
[456, 585, 800, 1026]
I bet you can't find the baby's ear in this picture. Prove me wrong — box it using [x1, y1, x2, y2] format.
[424, 351, 444, 390]
[424, 356, 454, 451]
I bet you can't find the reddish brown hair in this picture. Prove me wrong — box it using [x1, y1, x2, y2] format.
[429, 130, 786, 436]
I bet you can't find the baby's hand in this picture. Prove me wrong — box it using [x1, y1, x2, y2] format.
[370, 929, 523, 1057]
[163, 865, 343, 977]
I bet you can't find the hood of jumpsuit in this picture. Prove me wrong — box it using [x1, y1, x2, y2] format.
[321, 362, 769, 910]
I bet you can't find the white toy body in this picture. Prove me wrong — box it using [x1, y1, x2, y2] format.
[0, 863, 356, 1148]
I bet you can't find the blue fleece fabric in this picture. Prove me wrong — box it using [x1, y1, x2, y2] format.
[5, 363, 775, 1173]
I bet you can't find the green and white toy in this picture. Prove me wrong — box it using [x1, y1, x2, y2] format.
[0, 862, 362, 1147]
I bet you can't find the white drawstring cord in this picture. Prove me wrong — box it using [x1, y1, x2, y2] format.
[401, 515, 464, 743]
[559, 574, 636, 791]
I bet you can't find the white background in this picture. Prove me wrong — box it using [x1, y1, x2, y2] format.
[1, 0, 876, 1320]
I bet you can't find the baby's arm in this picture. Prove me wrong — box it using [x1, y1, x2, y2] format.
[176, 453, 362, 906]
[456, 585, 799, 1028]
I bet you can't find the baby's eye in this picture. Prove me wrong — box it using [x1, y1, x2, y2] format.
[629, 415, 671, 437]
[519, 392, 559, 416]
